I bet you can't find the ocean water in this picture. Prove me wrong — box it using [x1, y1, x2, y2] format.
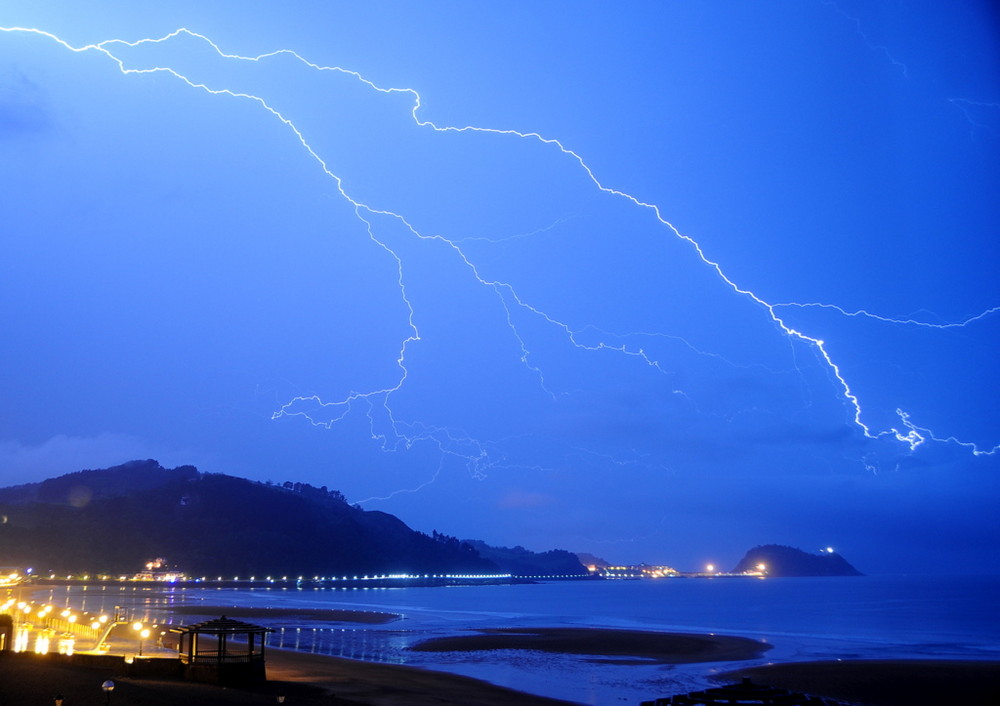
[43, 574, 1000, 705]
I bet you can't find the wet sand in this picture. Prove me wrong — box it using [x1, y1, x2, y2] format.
[722, 659, 1000, 706]
[411, 626, 773, 664]
[0, 625, 768, 705]
[6, 626, 998, 705]
[0, 649, 574, 705]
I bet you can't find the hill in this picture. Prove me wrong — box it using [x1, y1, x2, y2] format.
[0, 460, 497, 576]
[463, 540, 588, 576]
[731, 544, 863, 577]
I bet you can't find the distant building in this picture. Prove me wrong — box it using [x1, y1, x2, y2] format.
[0, 567, 25, 587]
[600, 563, 679, 579]
[133, 558, 187, 582]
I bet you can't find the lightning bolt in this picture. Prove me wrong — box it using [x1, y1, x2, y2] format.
[948, 98, 1000, 138]
[3, 23, 996, 483]
[820, 0, 910, 78]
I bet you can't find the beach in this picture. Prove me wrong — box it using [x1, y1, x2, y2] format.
[0, 647, 574, 705]
[722, 659, 1000, 706]
[3, 632, 1000, 705]
[12, 575, 1000, 704]
[0, 619, 769, 704]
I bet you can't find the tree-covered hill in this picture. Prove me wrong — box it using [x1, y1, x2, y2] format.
[0, 460, 496, 577]
[462, 540, 587, 576]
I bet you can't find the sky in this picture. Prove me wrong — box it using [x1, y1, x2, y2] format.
[1, 1, 998, 574]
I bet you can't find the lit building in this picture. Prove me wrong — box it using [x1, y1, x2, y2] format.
[133, 558, 187, 582]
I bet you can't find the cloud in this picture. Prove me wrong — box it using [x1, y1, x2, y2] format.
[0, 433, 170, 484]
[0, 67, 51, 137]
[497, 489, 554, 509]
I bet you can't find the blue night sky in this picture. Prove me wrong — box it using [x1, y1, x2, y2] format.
[2, 1, 998, 573]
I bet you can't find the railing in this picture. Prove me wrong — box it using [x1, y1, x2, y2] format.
[181, 651, 262, 664]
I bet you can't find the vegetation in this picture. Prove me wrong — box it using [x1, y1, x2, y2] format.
[731, 544, 863, 577]
[0, 460, 588, 578]
[0, 460, 498, 576]
[463, 540, 589, 576]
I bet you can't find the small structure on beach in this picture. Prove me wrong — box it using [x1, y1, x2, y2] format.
[170, 616, 273, 685]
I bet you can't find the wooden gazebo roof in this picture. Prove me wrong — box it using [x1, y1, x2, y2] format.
[169, 616, 273, 636]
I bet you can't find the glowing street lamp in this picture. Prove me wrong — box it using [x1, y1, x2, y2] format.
[101, 680, 115, 705]
[132, 622, 148, 656]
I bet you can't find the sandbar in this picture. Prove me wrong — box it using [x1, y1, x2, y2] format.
[411, 626, 772, 664]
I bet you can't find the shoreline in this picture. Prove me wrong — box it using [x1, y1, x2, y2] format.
[14, 583, 1000, 703]
[3, 648, 999, 706]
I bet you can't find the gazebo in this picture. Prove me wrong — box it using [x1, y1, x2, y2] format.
[169, 616, 273, 684]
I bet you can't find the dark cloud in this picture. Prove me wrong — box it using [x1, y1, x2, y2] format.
[0, 67, 50, 136]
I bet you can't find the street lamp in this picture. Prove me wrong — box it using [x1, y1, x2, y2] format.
[101, 680, 115, 705]
[138, 628, 150, 656]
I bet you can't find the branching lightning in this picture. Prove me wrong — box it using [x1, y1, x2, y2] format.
[773, 303, 1000, 330]
[3, 22, 997, 485]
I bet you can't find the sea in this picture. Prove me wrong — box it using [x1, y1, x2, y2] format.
[36, 574, 1000, 705]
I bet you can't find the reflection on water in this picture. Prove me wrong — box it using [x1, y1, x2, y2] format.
[268, 626, 410, 663]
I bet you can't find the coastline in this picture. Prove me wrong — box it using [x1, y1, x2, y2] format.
[0, 642, 577, 705]
[17, 576, 1000, 704]
[3, 639, 999, 705]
